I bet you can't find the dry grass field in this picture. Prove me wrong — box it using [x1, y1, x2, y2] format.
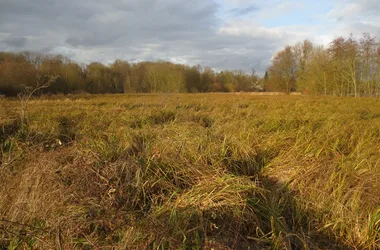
[0, 94, 379, 249]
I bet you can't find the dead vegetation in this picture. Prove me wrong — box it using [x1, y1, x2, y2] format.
[0, 94, 379, 249]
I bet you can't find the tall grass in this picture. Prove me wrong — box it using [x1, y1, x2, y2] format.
[0, 94, 379, 249]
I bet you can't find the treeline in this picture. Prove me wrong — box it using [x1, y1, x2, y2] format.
[0, 51, 259, 96]
[265, 33, 380, 97]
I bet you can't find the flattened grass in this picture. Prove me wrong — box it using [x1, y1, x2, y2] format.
[0, 94, 379, 249]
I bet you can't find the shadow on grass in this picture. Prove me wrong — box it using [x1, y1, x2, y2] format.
[0, 119, 21, 144]
[223, 151, 355, 250]
[257, 175, 354, 250]
[0, 139, 356, 250]
[149, 151, 356, 249]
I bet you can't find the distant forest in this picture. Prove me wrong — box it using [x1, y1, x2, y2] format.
[0, 52, 260, 96]
[1, 33, 380, 97]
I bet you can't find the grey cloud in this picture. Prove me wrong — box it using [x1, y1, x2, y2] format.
[66, 33, 124, 47]
[1, 36, 27, 47]
[4, 0, 376, 76]
[60, 0, 219, 47]
[0, 0, 290, 75]
[229, 5, 259, 16]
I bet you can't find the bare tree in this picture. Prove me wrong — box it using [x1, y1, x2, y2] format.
[18, 74, 58, 124]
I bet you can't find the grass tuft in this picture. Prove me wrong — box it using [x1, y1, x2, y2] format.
[0, 94, 379, 249]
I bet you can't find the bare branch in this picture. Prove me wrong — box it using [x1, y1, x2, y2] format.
[18, 74, 58, 124]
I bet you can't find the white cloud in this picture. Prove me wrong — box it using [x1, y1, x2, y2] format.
[0, 0, 379, 76]
[328, 0, 380, 20]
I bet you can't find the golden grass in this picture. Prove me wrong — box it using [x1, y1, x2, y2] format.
[0, 93, 379, 249]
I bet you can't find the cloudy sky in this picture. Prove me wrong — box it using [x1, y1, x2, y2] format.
[0, 0, 379, 75]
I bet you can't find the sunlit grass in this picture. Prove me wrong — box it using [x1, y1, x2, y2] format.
[0, 94, 379, 249]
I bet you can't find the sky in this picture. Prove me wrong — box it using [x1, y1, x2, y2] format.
[0, 0, 379, 75]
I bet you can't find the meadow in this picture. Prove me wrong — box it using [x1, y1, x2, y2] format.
[0, 94, 379, 249]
